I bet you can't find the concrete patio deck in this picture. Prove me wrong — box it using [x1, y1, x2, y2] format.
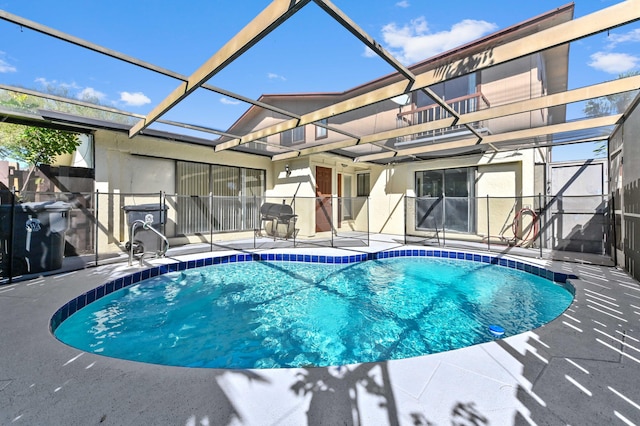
[1, 238, 639, 425]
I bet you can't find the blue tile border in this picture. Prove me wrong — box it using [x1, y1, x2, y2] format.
[50, 249, 577, 333]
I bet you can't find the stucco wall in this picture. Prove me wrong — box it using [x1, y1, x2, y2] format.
[368, 166, 404, 235]
[267, 155, 373, 238]
[396, 152, 530, 196]
[94, 129, 272, 192]
[218, 51, 551, 242]
[363, 150, 535, 239]
[93, 129, 273, 251]
[480, 55, 547, 135]
[266, 157, 315, 237]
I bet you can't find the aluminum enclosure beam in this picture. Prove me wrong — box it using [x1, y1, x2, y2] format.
[355, 114, 622, 163]
[0, 9, 319, 135]
[312, 0, 415, 84]
[215, 0, 452, 154]
[311, 0, 457, 138]
[0, 6, 420, 147]
[271, 74, 640, 161]
[0, 84, 230, 136]
[219, 0, 640, 152]
[128, 0, 312, 138]
[0, 84, 297, 151]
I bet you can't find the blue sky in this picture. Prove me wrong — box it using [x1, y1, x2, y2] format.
[1, 0, 639, 161]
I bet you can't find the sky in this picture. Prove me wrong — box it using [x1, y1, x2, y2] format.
[1, 0, 639, 162]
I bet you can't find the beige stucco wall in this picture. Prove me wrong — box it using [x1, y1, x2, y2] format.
[87, 131, 545, 255]
[266, 157, 315, 237]
[480, 54, 547, 134]
[265, 147, 540, 241]
[90, 135, 543, 253]
[365, 149, 538, 239]
[267, 154, 374, 238]
[255, 101, 400, 151]
[246, 53, 550, 241]
[93, 129, 273, 252]
[94, 130, 272, 192]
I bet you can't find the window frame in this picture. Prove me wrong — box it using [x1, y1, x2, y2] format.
[175, 160, 266, 235]
[356, 173, 370, 197]
[281, 126, 305, 146]
[414, 167, 476, 233]
[315, 118, 328, 140]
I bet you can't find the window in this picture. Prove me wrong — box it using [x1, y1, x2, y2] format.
[415, 167, 476, 233]
[281, 126, 305, 146]
[413, 73, 480, 125]
[416, 73, 478, 109]
[176, 161, 265, 234]
[357, 173, 370, 197]
[315, 118, 328, 140]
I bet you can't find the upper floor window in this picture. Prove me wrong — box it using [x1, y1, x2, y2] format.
[315, 118, 328, 140]
[281, 126, 305, 146]
[416, 73, 479, 109]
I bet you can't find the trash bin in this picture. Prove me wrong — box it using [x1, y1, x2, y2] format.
[0, 201, 72, 275]
[123, 203, 168, 254]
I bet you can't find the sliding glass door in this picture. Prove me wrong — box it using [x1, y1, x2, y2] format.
[415, 167, 475, 233]
[176, 161, 265, 234]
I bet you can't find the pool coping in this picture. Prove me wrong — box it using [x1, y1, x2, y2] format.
[50, 248, 576, 333]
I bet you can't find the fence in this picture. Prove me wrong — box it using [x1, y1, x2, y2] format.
[0, 190, 370, 283]
[1, 190, 608, 283]
[404, 194, 609, 257]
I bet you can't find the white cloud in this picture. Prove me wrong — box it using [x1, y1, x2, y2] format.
[0, 52, 16, 73]
[0, 59, 16, 73]
[220, 97, 240, 105]
[362, 46, 377, 58]
[376, 17, 497, 65]
[34, 77, 80, 91]
[119, 91, 151, 107]
[78, 87, 106, 102]
[395, 1, 410, 8]
[267, 73, 286, 81]
[588, 52, 639, 74]
[31, 78, 111, 104]
[607, 28, 640, 49]
[61, 81, 81, 90]
[34, 77, 50, 86]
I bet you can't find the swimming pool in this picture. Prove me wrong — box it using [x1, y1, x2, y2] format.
[52, 250, 574, 369]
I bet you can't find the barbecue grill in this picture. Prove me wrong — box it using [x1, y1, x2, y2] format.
[259, 201, 297, 239]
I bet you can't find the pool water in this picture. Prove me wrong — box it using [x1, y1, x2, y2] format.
[54, 257, 573, 369]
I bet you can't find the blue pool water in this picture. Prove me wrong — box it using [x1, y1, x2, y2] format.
[54, 257, 573, 369]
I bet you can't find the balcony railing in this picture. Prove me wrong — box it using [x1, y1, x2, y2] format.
[396, 92, 490, 145]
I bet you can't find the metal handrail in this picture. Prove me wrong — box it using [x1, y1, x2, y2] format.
[128, 220, 169, 267]
[396, 92, 490, 119]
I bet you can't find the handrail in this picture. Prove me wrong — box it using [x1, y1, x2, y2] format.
[128, 219, 170, 267]
[397, 92, 490, 118]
